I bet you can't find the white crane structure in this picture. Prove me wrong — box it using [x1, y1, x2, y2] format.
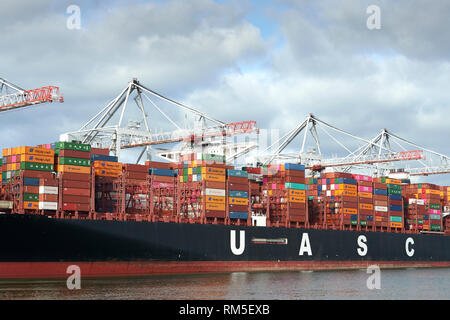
[60, 78, 259, 163]
[251, 113, 450, 177]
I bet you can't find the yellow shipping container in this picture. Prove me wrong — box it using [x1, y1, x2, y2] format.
[335, 190, 357, 197]
[205, 203, 225, 211]
[229, 197, 249, 205]
[360, 203, 373, 210]
[24, 201, 39, 210]
[390, 222, 402, 228]
[341, 208, 357, 214]
[58, 164, 91, 174]
[287, 189, 306, 197]
[386, 178, 401, 185]
[203, 173, 225, 182]
[425, 189, 440, 195]
[205, 195, 225, 204]
[288, 196, 306, 203]
[201, 167, 226, 175]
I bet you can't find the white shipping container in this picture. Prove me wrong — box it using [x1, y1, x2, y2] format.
[39, 186, 58, 194]
[39, 202, 58, 210]
[374, 206, 388, 212]
[204, 188, 226, 197]
[409, 198, 425, 205]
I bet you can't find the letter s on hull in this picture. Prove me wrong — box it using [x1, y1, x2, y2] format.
[230, 230, 245, 255]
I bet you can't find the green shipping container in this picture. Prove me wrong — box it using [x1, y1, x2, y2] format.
[351, 220, 358, 226]
[387, 184, 402, 191]
[201, 154, 225, 163]
[20, 162, 53, 172]
[360, 220, 367, 226]
[388, 189, 402, 195]
[429, 203, 441, 210]
[183, 175, 188, 183]
[59, 157, 91, 167]
[55, 141, 91, 153]
[23, 193, 39, 202]
[285, 183, 306, 190]
[430, 225, 441, 231]
[418, 219, 423, 224]
[390, 216, 403, 223]
[183, 168, 188, 175]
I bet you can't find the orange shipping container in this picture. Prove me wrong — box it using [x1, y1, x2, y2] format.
[205, 195, 226, 204]
[19, 154, 54, 164]
[18, 146, 54, 157]
[229, 197, 249, 205]
[24, 201, 39, 210]
[58, 165, 91, 174]
[205, 203, 225, 211]
[203, 173, 225, 183]
[93, 161, 122, 171]
[358, 192, 373, 198]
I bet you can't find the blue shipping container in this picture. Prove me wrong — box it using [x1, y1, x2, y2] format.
[389, 194, 402, 200]
[374, 189, 388, 196]
[389, 205, 402, 211]
[150, 168, 175, 177]
[342, 178, 357, 185]
[284, 163, 305, 171]
[23, 177, 39, 186]
[229, 190, 248, 198]
[91, 154, 118, 162]
[227, 169, 248, 178]
[229, 211, 248, 219]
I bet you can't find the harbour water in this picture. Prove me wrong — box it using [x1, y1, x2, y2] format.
[0, 267, 449, 300]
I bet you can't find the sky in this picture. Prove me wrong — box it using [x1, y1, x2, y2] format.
[1, 0, 450, 183]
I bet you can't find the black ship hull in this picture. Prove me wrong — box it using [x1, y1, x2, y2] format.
[0, 214, 449, 279]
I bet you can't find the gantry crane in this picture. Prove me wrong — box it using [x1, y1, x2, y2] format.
[0, 77, 63, 112]
[61, 78, 259, 163]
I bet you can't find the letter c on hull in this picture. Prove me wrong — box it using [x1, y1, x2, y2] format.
[230, 230, 245, 255]
[405, 237, 414, 257]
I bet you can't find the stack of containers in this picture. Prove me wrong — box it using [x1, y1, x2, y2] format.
[177, 153, 227, 220]
[148, 162, 177, 216]
[284, 164, 306, 223]
[39, 177, 58, 211]
[91, 150, 120, 213]
[403, 183, 442, 231]
[321, 172, 358, 227]
[262, 164, 285, 223]
[372, 179, 389, 228]
[243, 167, 263, 218]
[404, 198, 427, 231]
[227, 169, 249, 221]
[386, 178, 403, 229]
[354, 174, 374, 227]
[122, 164, 149, 213]
[2, 146, 55, 210]
[55, 142, 91, 212]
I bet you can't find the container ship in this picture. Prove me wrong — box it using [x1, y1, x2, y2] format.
[0, 142, 449, 279]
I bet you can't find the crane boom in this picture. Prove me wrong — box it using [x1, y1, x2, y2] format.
[0, 78, 63, 112]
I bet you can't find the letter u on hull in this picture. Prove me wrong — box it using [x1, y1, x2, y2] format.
[230, 230, 245, 255]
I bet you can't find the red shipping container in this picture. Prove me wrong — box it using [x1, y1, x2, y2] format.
[22, 170, 53, 179]
[205, 210, 226, 218]
[152, 175, 174, 183]
[23, 186, 39, 193]
[63, 187, 90, 196]
[63, 180, 90, 189]
[205, 181, 226, 189]
[61, 172, 91, 181]
[228, 176, 248, 184]
[58, 149, 91, 159]
[123, 164, 148, 173]
[126, 171, 147, 180]
[373, 182, 387, 190]
[285, 170, 305, 178]
[62, 195, 90, 204]
[39, 194, 58, 202]
[228, 204, 248, 212]
[39, 178, 58, 187]
[63, 203, 90, 211]
[289, 202, 306, 209]
[145, 161, 171, 170]
[357, 181, 373, 187]
[91, 147, 110, 156]
[228, 183, 248, 191]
